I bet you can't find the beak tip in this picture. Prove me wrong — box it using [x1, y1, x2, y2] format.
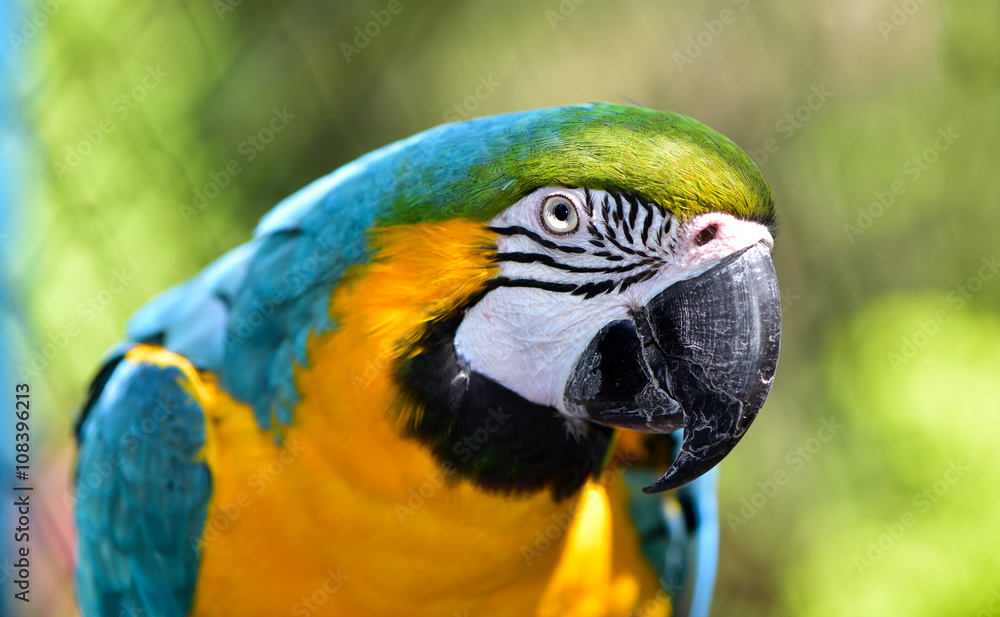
[641, 465, 697, 494]
[640, 450, 717, 494]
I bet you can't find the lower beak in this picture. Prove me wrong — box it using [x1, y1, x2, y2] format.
[564, 242, 781, 493]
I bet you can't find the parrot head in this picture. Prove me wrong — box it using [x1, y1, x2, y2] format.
[265, 102, 780, 497]
[465, 187, 779, 495]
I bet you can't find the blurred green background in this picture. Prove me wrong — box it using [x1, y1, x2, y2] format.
[3, 0, 999, 615]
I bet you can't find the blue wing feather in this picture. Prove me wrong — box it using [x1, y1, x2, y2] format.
[624, 433, 720, 617]
[677, 469, 720, 617]
[74, 351, 211, 617]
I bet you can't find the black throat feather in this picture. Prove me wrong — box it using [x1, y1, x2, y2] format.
[396, 305, 613, 501]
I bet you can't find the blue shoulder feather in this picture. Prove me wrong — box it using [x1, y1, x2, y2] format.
[74, 349, 211, 617]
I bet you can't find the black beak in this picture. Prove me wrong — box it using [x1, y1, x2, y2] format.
[564, 242, 781, 493]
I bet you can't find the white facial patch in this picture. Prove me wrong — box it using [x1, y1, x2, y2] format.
[453, 187, 773, 416]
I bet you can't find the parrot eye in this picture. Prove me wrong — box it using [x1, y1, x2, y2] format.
[540, 194, 579, 235]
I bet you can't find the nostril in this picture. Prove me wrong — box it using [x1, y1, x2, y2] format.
[694, 224, 719, 246]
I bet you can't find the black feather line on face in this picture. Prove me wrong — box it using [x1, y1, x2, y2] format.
[621, 221, 634, 245]
[484, 278, 577, 294]
[639, 199, 654, 247]
[583, 187, 595, 217]
[488, 225, 587, 254]
[494, 252, 656, 275]
[602, 232, 640, 257]
[617, 268, 658, 293]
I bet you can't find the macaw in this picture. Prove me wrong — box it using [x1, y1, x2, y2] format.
[73, 103, 780, 617]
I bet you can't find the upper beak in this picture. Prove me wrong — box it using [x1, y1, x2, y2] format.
[563, 242, 781, 493]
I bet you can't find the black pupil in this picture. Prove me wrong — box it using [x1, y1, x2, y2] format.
[553, 202, 570, 222]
